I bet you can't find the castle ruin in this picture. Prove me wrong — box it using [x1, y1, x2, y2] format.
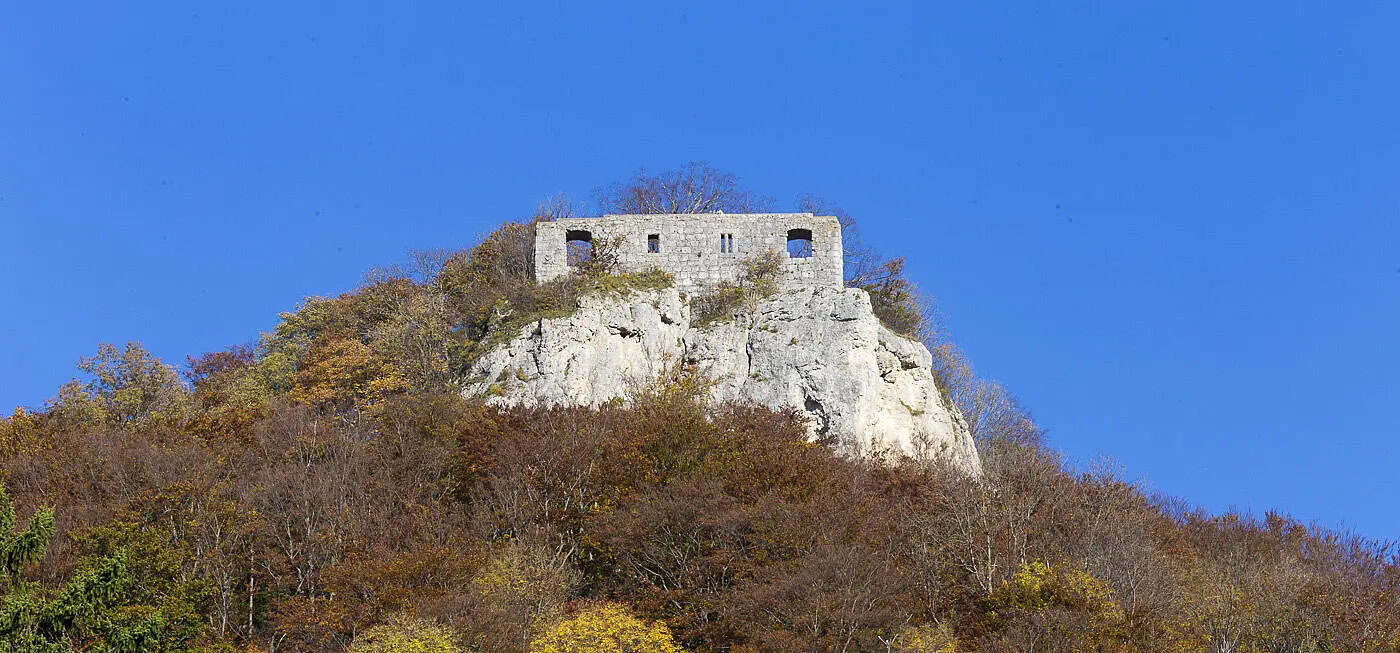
[534, 213, 844, 293]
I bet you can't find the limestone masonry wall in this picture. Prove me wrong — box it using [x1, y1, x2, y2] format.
[534, 213, 844, 292]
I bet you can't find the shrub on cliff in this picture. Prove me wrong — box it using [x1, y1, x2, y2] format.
[691, 249, 783, 326]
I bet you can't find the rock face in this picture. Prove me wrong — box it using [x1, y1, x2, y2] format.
[463, 286, 981, 474]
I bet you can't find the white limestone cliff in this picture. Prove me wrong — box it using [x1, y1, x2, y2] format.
[462, 286, 981, 474]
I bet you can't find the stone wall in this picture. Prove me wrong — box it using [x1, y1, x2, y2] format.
[534, 213, 844, 292]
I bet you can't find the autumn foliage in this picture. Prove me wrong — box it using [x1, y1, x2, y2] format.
[2, 187, 1398, 651]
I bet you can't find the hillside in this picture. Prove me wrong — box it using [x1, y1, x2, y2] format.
[2, 202, 1398, 651]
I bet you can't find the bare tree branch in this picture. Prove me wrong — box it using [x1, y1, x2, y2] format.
[595, 162, 775, 214]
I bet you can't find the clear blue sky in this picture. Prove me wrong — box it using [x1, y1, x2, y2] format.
[3, 3, 1397, 539]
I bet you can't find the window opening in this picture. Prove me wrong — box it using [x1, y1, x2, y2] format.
[647, 234, 661, 254]
[786, 229, 813, 258]
[720, 233, 735, 253]
[566, 229, 594, 268]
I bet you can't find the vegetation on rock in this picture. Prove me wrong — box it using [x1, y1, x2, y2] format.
[690, 249, 783, 327]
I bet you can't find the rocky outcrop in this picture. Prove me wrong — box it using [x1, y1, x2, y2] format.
[463, 286, 981, 474]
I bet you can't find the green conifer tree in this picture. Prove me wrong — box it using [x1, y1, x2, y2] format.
[0, 483, 178, 652]
[0, 482, 55, 589]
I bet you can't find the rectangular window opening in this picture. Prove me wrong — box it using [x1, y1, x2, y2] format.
[647, 234, 661, 254]
[566, 230, 594, 269]
[787, 228, 813, 258]
[720, 233, 735, 253]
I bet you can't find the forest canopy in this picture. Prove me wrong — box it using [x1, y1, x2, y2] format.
[1, 164, 1396, 651]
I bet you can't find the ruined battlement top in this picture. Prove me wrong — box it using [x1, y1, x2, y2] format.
[533, 213, 844, 292]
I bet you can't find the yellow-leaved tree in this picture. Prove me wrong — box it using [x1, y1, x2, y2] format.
[349, 614, 458, 653]
[49, 341, 192, 430]
[528, 603, 683, 653]
[982, 560, 1126, 651]
[895, 622, 960, 652]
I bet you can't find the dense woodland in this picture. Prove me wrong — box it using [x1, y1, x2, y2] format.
[2, 165, 1397, 651]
